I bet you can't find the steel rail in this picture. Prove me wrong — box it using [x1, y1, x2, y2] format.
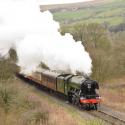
[88, 108, 125, 125]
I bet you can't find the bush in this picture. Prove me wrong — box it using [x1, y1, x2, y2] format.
[20, 109, 49, 125]
[0, 59, 19, 82]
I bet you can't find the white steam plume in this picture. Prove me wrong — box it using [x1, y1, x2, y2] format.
[0, 1, 92, 75]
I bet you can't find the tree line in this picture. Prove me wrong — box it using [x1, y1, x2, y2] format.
[61, 23, 125, 83]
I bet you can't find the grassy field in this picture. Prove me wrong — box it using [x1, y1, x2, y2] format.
[100, 77, 125, 112]
[53, 0, 125, 26]
[0, 78, 105, 125]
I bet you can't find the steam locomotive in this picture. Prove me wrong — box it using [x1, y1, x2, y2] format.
[20, 68, 101, 110]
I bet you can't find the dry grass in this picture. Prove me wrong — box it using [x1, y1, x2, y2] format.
[101, 88, 125, 111]
[0, 79, 104, 125]
[103, 76, 125, 85]
[100, 77, 125, 112]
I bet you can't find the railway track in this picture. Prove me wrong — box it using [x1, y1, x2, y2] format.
[17, 74, 125, 125]
[89, 108, 125, 125]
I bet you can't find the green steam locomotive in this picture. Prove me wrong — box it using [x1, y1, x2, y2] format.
[20, 68, 101, 110]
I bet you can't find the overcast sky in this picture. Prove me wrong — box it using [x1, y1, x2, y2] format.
[37, 0, 93, 5]
[0, 0, 93, 5]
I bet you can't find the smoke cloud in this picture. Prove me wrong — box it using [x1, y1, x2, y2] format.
[0, 1, 92, 75]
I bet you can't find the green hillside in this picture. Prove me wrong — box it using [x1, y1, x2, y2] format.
[53, 0, 125, 26]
